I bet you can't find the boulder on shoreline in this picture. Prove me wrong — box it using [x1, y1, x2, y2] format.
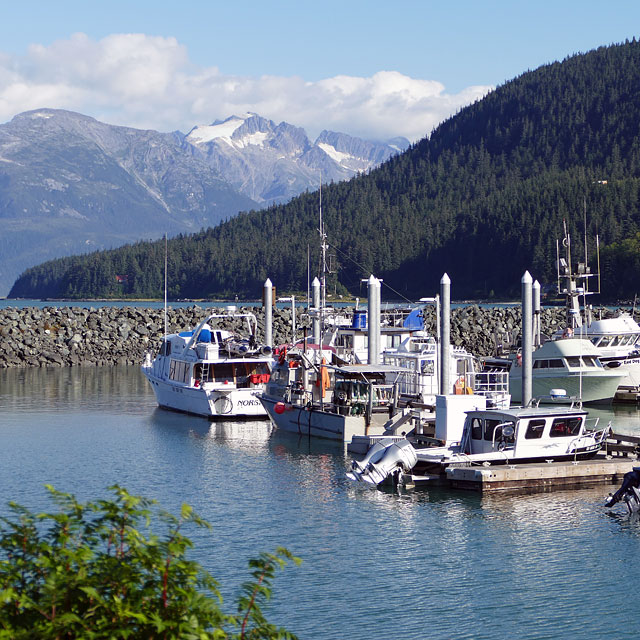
[0, 304, 633, 369]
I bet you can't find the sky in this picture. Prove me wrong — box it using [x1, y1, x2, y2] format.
[0, 1, 639, 143]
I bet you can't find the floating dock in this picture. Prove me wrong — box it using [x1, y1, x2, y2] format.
[614, 387, 640, 403]
[442, 457, 635, 494]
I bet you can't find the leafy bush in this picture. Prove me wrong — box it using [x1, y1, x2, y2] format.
[0, 485, 299, 639]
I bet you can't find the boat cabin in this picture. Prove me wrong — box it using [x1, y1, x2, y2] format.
[331, 365, 400, 416]
[383, 332, 477, 400]
[459, 405, 603, 458]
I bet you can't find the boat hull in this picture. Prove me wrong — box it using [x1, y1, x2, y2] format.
[600, 355, 640, 388]
[259, 396, 386, 441]
[143, 370, 267, 419]
[509, 371, 624, 404]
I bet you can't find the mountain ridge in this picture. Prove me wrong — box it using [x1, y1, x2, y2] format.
[0, 108, 406, 295]
[13, 40, 640, 301]
[184, 112, 408, 204]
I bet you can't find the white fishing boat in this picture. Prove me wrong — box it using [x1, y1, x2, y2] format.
[349, 395, 611, 485]
[142, 310, 273, 419]
[508, 337, 626, 404]
[259, 361, 402, 441]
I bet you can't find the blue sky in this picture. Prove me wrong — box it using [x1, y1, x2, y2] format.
[1, 0, 639, 141]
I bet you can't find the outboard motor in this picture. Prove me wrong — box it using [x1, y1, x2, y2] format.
[347, 439, 417, 487]
[605, 466, 640, 514]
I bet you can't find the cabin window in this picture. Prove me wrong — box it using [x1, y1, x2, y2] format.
[471, 418, 483, 440]
[525, 419, 546, 439]
[386, 335, 402, 349]
[610, 335, 622, 347]
[599, 336, 613, 347]
[533, 359, 547, 369]
[211, 364, 234, 383]
[590, 337, 601, 347]
[565, 357, 582, 368]
[160, 340, 171, 356]
[581, 356, 598, 367]
[548, 359, 564, 368]
[483, 419, 515, 443]
[549, 416, 583, 437]
[169, 359, 190, 384]
[421, 359, 435, 375]
[456, 360, 469, 375]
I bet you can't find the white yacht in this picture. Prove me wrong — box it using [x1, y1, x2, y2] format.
[142, 310, 273, 419]
[508, 337, 626, 404]
[561, 315, 640, 387]
[555, 223, 640, 390]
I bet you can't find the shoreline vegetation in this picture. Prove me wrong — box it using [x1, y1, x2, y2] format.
[0, 484, 299, 638]
[1, 304, 634, 369]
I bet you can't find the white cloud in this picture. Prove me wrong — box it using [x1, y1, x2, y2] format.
[0, 34, 492, 142]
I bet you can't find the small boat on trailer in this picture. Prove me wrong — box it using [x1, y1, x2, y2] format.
[142, 309, 273, 419]
[348, 395, 611, 486]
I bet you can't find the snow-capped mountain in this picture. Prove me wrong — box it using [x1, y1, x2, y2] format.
[185, 113, 409, 204]
[0, 108, 408, 295]
[0, 109, 257, 296]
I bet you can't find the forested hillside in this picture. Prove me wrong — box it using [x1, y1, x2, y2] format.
[10, 40, 640, 301]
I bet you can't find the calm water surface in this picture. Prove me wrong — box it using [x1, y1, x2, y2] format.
[1, 365, 639, 639]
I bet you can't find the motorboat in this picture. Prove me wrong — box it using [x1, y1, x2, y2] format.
[142, 309, 273, 419]
[508, 337, 626, 404]
[383, 331, 511, 409]
[560, 316, 640, 388]
[348, 394, 611, 486]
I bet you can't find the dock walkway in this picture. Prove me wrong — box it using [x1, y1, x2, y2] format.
[443, 457, 634, 493]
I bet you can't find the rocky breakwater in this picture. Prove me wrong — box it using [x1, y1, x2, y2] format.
[0, 305, 301, 369]
[0, 303, 635, 368]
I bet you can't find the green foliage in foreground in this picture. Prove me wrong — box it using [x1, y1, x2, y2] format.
[0, 485, 300, 639]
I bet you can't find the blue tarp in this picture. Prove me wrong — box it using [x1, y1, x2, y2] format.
[403, 308, 424, 330]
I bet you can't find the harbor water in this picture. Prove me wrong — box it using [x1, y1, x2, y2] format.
[1, 365, 640, 639]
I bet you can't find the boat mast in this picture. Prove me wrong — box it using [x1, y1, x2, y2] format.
[582, 197, 591, 326]
[164, 233, 168, 341]
[318, 176, 327, 410]
[319, 175, 327, 349]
